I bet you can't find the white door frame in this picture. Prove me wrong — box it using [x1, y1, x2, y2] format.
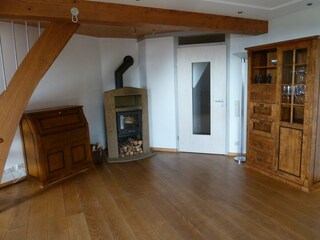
[176, 43, 227, 154]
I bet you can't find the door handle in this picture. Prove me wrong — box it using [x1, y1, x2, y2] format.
[214, 100, 225, 107]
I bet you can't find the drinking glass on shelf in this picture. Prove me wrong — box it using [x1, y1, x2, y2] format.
[287, 86, 292, 103]
[282, 86, 287, 103]
[282, 85, 291, 103]
[295, 66, 307, 84]
[294, 85, 306, 104]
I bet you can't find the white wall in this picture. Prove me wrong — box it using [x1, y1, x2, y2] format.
[28, 34, 104, 146]
[143, 37, 177, 149]
[0, 22, 103, 183]
[229, 5, 320, 54]
[138, 40, 147, 88]
[228, 36, 248, 154]
[100, 38, 140, 91]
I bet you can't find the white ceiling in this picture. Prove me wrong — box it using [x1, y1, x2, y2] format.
[89, 0, 320, 20]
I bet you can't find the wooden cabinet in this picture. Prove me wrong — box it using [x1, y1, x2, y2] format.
[246, 36, 320, 191]
[21, 106, 93, 187]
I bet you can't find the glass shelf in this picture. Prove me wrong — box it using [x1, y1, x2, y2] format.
[295, 63, 307, 67]
[251, 83, 276, 85]
[252, 66, 277, 70]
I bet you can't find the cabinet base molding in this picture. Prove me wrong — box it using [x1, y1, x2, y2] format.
[27, 167, 92, 188]
[309, 182, 320, 191]
[244, 164, 320, 192]
[107, 152, 155, 163]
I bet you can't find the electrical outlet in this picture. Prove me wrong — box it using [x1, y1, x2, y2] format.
[14, 164, 19, 171]
[4, 166, 15, 174]
[235, 100, 240, 117]
[17, 163, 25, 170]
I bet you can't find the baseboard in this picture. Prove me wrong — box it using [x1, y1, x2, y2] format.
[227, 152, 246, 157]
[150, 149, 243, 155]
[0, 176, 26, 189]
[151, 147, 177, 153]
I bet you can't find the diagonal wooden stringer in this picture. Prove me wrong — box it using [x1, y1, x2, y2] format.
[0, 22, 79, 180]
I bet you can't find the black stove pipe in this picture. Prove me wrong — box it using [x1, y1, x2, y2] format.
[115, 55, 134, 89]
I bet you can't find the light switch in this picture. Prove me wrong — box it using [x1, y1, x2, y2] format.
[235, 100, 240, 117]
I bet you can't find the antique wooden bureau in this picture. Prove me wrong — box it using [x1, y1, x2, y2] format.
[20, 106, 93, 186]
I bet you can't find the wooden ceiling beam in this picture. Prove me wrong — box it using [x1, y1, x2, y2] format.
[76, 24, 182, 39]
[0, 0, 268, 35]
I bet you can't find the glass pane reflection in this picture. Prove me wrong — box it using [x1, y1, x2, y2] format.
[192, 62, 211, 135]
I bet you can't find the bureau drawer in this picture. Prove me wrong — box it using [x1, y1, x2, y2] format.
[67, 127, 88, 143]
[42, 133, 66, 149]
[39, 113, 82, 130]
[246, 150, 274, 170]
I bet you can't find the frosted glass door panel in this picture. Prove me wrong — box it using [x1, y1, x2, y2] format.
[192, 62, 211, 135]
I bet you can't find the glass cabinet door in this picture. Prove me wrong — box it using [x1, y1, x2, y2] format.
[280, 48, 307, 124]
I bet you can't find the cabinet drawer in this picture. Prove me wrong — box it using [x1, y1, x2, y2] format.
[249, 103, 274, 120]
[67, 127, 87, 143]
[249, 119, 275, 138]
[248, 134, 275, 153]
[42, 134, 66, 149]
[250, 85, 276, 103]
[39, 113, 82, 130]
[247, 150, 274, 170]
[250, 85, 275, 93]
[249, 92, 276, 103]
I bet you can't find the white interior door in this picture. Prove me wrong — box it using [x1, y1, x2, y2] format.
[177, 45, 226, 154]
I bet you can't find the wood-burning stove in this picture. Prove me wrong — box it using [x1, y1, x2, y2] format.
[116, 110, 142, 138]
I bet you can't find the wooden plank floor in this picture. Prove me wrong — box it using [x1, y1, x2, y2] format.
[0, 152, 320, 240]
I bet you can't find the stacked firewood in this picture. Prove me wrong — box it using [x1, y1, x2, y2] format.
[119, 138, 143, 157]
